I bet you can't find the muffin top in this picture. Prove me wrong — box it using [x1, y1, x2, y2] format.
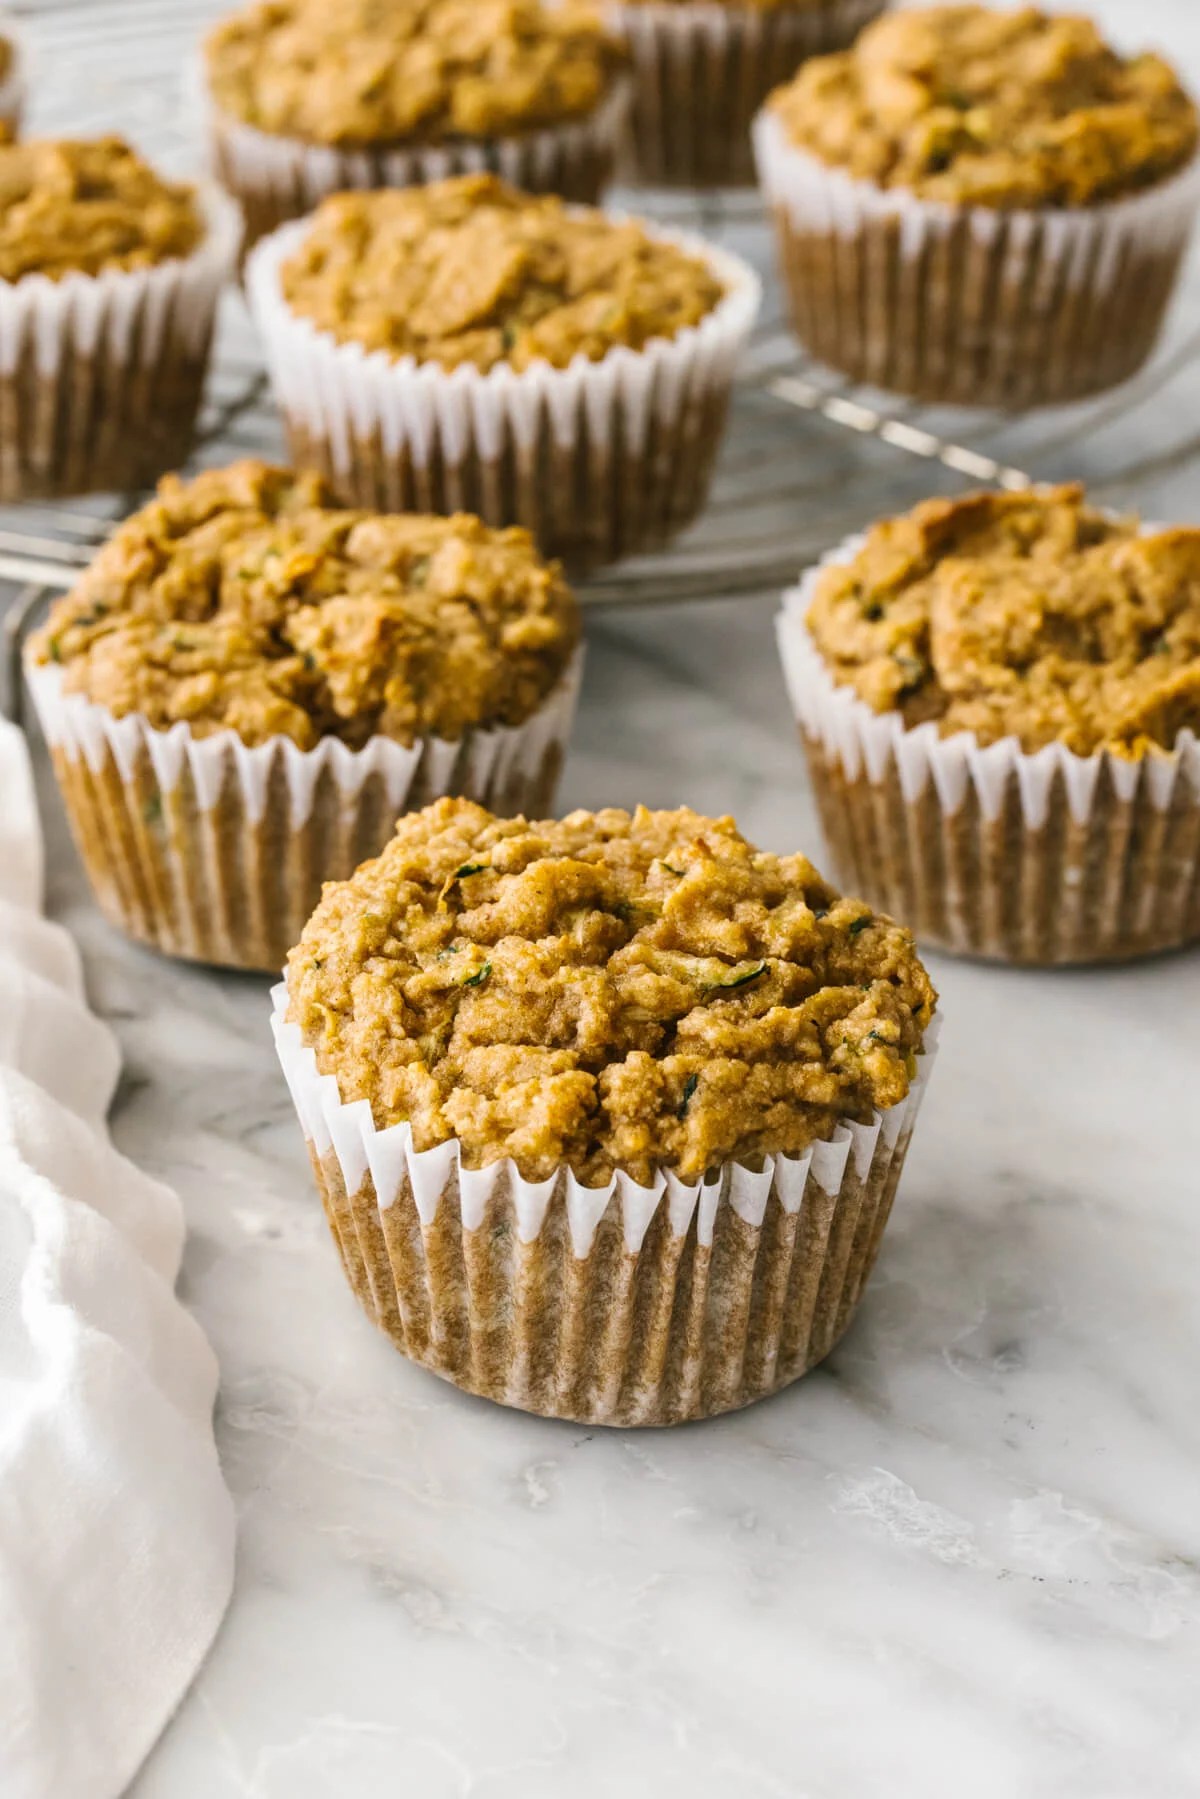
[277, 175, 727, 374]
[768, 6, 1199, 207]
[802, 486, 1200, 757]
[287, 799, 936, 1187]
[0, 137, 201, 281]
[30, 461, 580, 752]
[205, 0, 622, 147]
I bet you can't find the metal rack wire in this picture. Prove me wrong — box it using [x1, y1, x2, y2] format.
[5, 0, 1200, 716]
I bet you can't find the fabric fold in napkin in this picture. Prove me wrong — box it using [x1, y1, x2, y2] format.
[0, 717, 235, 1799]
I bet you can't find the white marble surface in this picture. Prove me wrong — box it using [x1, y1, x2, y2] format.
[16, 1, 1200, 1794]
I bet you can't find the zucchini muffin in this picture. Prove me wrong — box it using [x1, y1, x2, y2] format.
[202, 0, 629, 250]
[754, 6, 1200, 405]
[26, 461, 583, 972]
[273, 798, 939, 1425]
[610, 0, 884, 187]
[777, 485, 1200, 963]
[247, 173, 761, 570]
[0, 137, 238, 498]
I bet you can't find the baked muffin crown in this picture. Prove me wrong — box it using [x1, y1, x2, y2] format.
[287, 799, 936, 1187]
[30, 460, 580, 751]
[769, 4, 1199, 207]
[805, 485, 1200, 757]
[0, 136, 201, 280]
[277, 173, 727, 373]
[205, 0, 624, 147]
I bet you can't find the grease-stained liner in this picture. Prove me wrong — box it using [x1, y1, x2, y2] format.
[777, 540, 1200, 965]
[200, 74, 633, 252]
[610, 0, 883, 188]
[26, 651, 582, 975]
[0, 182, 240, 500]
[753, 109, 1200, 407]
[272, 982, 940, 1427]
[246, 216, 760, 573]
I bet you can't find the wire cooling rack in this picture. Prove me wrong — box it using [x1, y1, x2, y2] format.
[5, 0, 1200, 715]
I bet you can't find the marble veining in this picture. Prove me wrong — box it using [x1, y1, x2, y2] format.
[18, 0, 1200, 1793]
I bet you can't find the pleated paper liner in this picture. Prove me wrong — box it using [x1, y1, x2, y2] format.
[610, 0, 883, 187]
[777, 543, 1200, 965]
[246, 219, 761, 573]
[0, 182, 240, 501]
[272, 984, 940, 1427]
[26, 651, 582, 975]
[753, 110, 1200, 407]
[200, 74, 633, 254]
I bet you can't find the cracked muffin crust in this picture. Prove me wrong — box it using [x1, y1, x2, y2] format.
[277, 174, 726, 374]
[205, 0, 623, 147]
[0, 136, 201, 281]
[804, 486, 1200, 758]
[287, 798, 936, 1187]
[768, 5, 1198, 207]
[30, 460, 580, 751]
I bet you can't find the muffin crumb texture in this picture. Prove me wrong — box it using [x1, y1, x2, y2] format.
[0, 136, 201, 280]
[288, 799, 935, 1187]
[805, 485, 1200, 757]
[30, 460, 579, 749]
[278, 174, 726, 373]
[770, 5, 1199, 206]
[206, 0, 622, 146]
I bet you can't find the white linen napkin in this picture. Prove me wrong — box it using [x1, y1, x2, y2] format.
[0, 716, 235, 1799]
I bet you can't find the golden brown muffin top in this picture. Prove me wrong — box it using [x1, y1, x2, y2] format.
[803, 486, 1200, 757]
[205, 0, 623, 146]
[30, 461, 580, 752]
[277, 175, 726, 374]
[768, 6, 1199, 206]
[287, 799, 936, 1187]
[0, 137, 202, 281]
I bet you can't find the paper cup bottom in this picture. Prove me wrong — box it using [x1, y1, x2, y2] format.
[0, 341, 212, 501]
[284, 383, 732, 574]
[208, 87, 629, 254]
[50, 738, 567, 974]
[34, 652, 580, 974]
[0, 183, 238, 499]
[804, 736, 1200, 965]
[754, 114, 1200, 407]
[612, 0, 884, 188]
[769, 204, 1189, 407]
[304, 1098, 922, 1427]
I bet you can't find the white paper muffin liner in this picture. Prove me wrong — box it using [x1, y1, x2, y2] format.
[753, 109, 1200, 406]
[272, 979, 940, 1426]
[777, 535, 1200, 964]
[246, 216, 761, 571]
[26, 648, 582, 974]
[0, 181, 241, 499]
[198, 67, 633, 251]
[609, 0, 883, 186]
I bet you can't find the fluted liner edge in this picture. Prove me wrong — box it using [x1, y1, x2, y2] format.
[26, 651, 582, 973]
[272, 983, 940, 1426]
